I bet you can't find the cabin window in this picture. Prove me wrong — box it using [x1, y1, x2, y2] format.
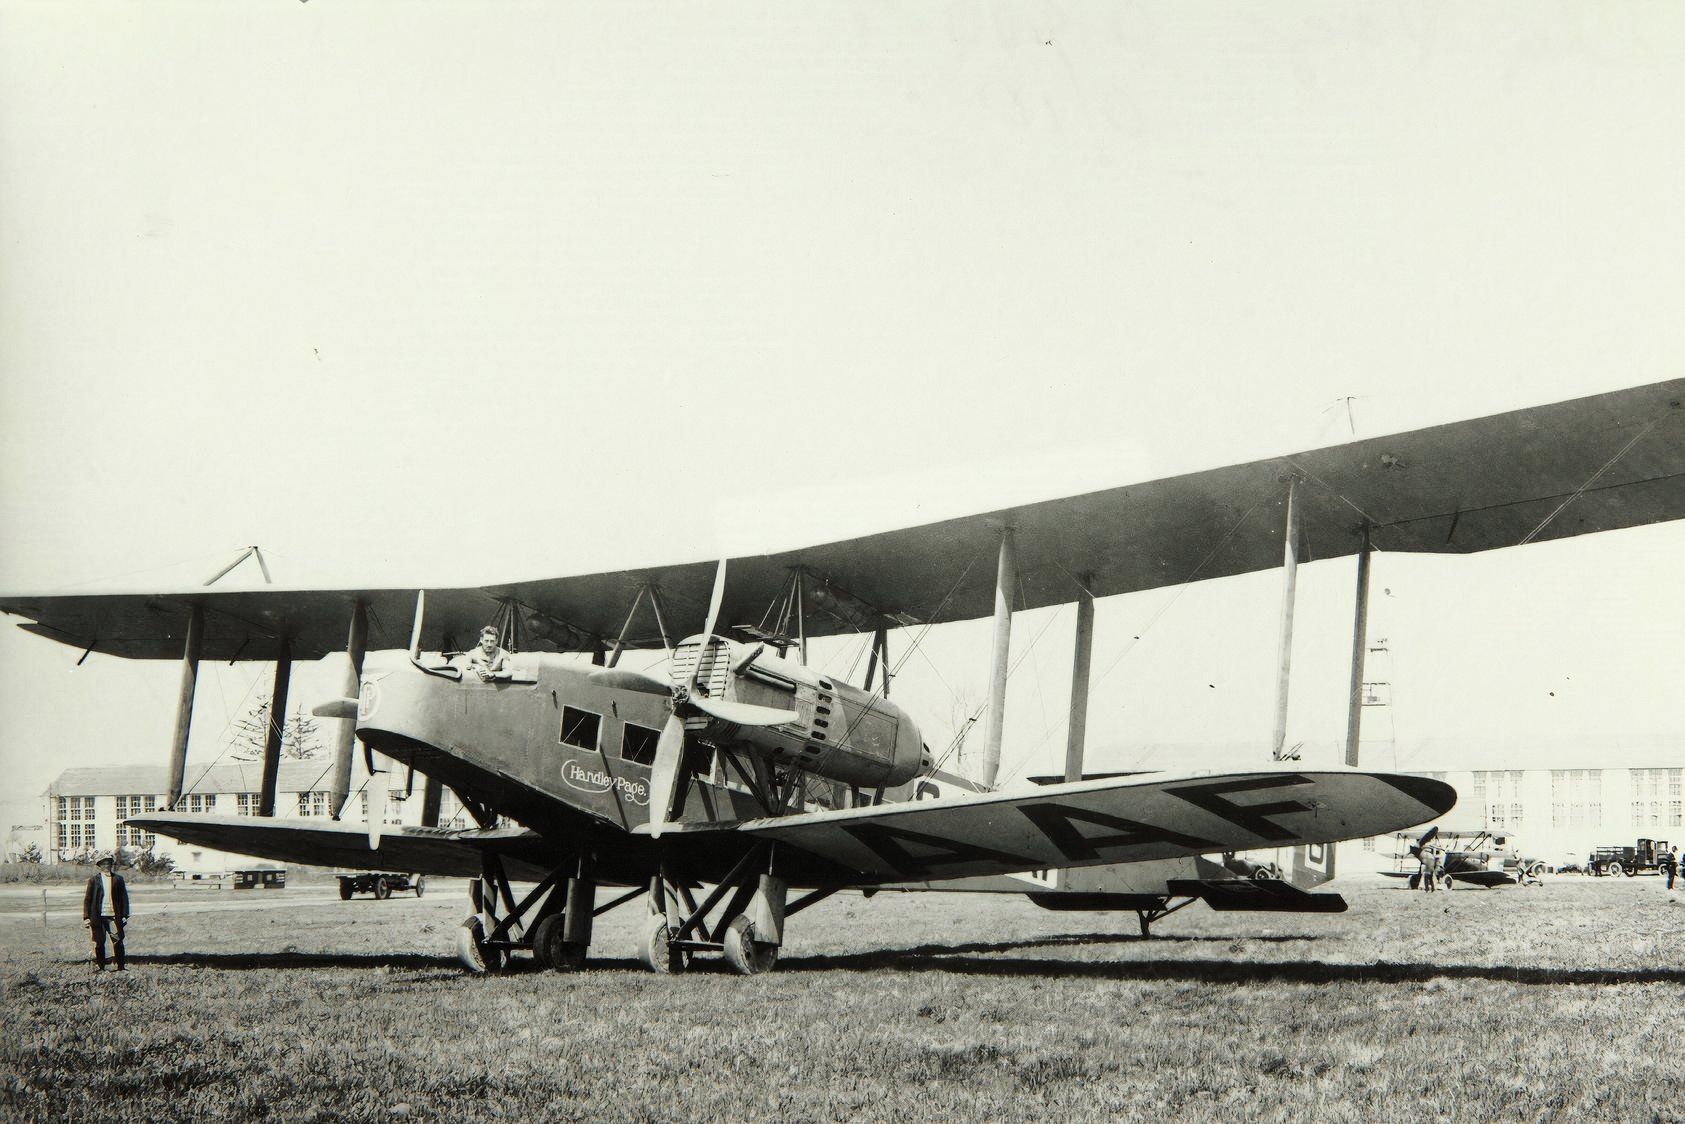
[559, 707, 602, 752]
[621, 722, 661, 766]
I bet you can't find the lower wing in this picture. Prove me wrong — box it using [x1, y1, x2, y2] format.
[125, 813, 556, 880]
[663, 768, 1455, 884]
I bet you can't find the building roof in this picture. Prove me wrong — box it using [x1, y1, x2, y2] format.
[44, 760, 343, 798]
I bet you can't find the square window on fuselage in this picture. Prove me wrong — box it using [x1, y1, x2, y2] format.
[560, 707, 602, 751]
[621, 723, 661, 766]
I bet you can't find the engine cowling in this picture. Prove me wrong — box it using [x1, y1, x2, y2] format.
[671, 636, 927, 788]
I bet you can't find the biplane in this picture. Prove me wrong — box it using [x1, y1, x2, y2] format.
[1385, 826, 1547, 889]
[4, 379, 1681, 974]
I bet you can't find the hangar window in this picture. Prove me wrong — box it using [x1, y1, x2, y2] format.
[236, 793, 260, 816]
[298, 791, 330, 817]
[621, 723, 660, 766]
[1550, 769, 1602, 830]
[560, 707, 602, 752]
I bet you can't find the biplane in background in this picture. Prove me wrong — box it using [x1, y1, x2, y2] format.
[4, 379, 1681, 974]
[1385, 826, 1548, 890]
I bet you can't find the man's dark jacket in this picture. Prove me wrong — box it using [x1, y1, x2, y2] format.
[83, 872, 130, 924]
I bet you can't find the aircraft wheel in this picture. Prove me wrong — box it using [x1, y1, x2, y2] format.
[722, 915, 778, 976]
[414, 876, 426, 898]
[1252, 867, 1277, 882]
[530, 914, 588, 972]
[1439, 873, 1455, 891]
[455, 917, 504, 974]
[373, 877, 392, 900]
[636, 917, 689, 974]
[1607, 862, 1624, 878]
[338, 880, 353, 901]
[1407, 874, 1420, 890]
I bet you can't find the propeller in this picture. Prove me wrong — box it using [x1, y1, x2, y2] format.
[645, 561, 796, 838]
[1407, 824, 1440, 859]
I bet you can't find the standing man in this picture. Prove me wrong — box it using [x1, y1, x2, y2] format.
[1665, 846, 1678, 891]
[83, 855, 130, 972]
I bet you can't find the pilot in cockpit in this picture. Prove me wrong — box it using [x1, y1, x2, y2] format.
[466, 625, 513, 680]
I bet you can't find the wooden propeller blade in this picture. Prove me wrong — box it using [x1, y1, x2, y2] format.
[646, 712, 686, 839]
[684, 560, 728, 694]
[689, 696, 798, 728]
[366, 767, 388, 851]
[311, 697, 359, 720]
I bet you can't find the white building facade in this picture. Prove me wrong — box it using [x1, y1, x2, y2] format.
[43, 760, 471, 871]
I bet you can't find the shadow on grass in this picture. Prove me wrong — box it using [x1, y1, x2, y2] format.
[123, 952, 457, 971]
[780, 947, 1685, 987]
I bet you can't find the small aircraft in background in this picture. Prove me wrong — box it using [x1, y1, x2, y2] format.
[1386, 826, 1547, 889]
[4, 378, 1680, 973]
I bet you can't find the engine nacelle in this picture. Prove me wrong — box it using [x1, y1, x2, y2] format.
[672, 636, 928, 788]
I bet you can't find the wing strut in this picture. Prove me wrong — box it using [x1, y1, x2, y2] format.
[1064, 577, 1096, 783]
[980, 525, 1016, 787]
[1270, 476, 1302, 762]
[164, 604, 204, 810]
[1343, 525, 1374, 767]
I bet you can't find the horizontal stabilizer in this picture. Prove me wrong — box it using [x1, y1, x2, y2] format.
[1166, 878, 1348, 913]
[1450, 869, 1514, 887]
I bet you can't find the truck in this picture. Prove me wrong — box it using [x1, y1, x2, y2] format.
[1588, 839, 1673, 877]
[336, 871, 426, 899]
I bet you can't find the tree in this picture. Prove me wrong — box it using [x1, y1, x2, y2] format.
[228, 695, 326, 761]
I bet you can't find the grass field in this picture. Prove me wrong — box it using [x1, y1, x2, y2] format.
[3, 875, 1682, 1123]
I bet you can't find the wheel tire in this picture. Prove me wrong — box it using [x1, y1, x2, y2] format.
[1407, 873, 1420, 890]
[338, 880, 353, 901]
[455, 917, 504, 974]
[1252, 867, 1276, 882]
[531, 914, 586, 972]
[722, 915, 778, 976]
[373, 878, 391, 900]
[636, 917, 689, 974]
[414, 876, 425, 899]
[1607, 862, 1624, 878]
[1440, 873, 1455, 891]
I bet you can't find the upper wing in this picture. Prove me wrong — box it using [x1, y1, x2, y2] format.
[125, 813, 559, 881]
[7, 378, 1681, 659]
[665, 769, 1455, 883]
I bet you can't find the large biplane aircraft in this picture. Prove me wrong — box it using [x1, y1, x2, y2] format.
[5, 380, 1681, 974]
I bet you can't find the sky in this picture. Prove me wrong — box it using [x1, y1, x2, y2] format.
[2, 2, 1682, 818]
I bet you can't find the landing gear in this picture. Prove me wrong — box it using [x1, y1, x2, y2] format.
[454, 852, 612, 974]
[633, 844, 818, 976]
[373, 877, 391, 900]
[1135, 897, 1195, 938]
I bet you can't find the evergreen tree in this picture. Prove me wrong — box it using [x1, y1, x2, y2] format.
[228, 695, 325, 760]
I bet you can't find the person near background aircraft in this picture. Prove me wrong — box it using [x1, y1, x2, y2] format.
[83, 855, 130, 971]
[466, 626, 512, 680]
[1664, 846, 1678, 890]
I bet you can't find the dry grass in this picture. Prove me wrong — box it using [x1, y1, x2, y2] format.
[3, 876, 1683, 1123]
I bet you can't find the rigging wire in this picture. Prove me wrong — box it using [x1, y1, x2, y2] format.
[1518, 416, 1661, 546]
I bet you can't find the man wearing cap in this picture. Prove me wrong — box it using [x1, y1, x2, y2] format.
[83, 855, 130, 972]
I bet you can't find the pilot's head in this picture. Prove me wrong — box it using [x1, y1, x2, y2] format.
[478, 626, 500, 654]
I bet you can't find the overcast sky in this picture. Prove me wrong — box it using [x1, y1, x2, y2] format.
[2, 3, 1682, 813]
